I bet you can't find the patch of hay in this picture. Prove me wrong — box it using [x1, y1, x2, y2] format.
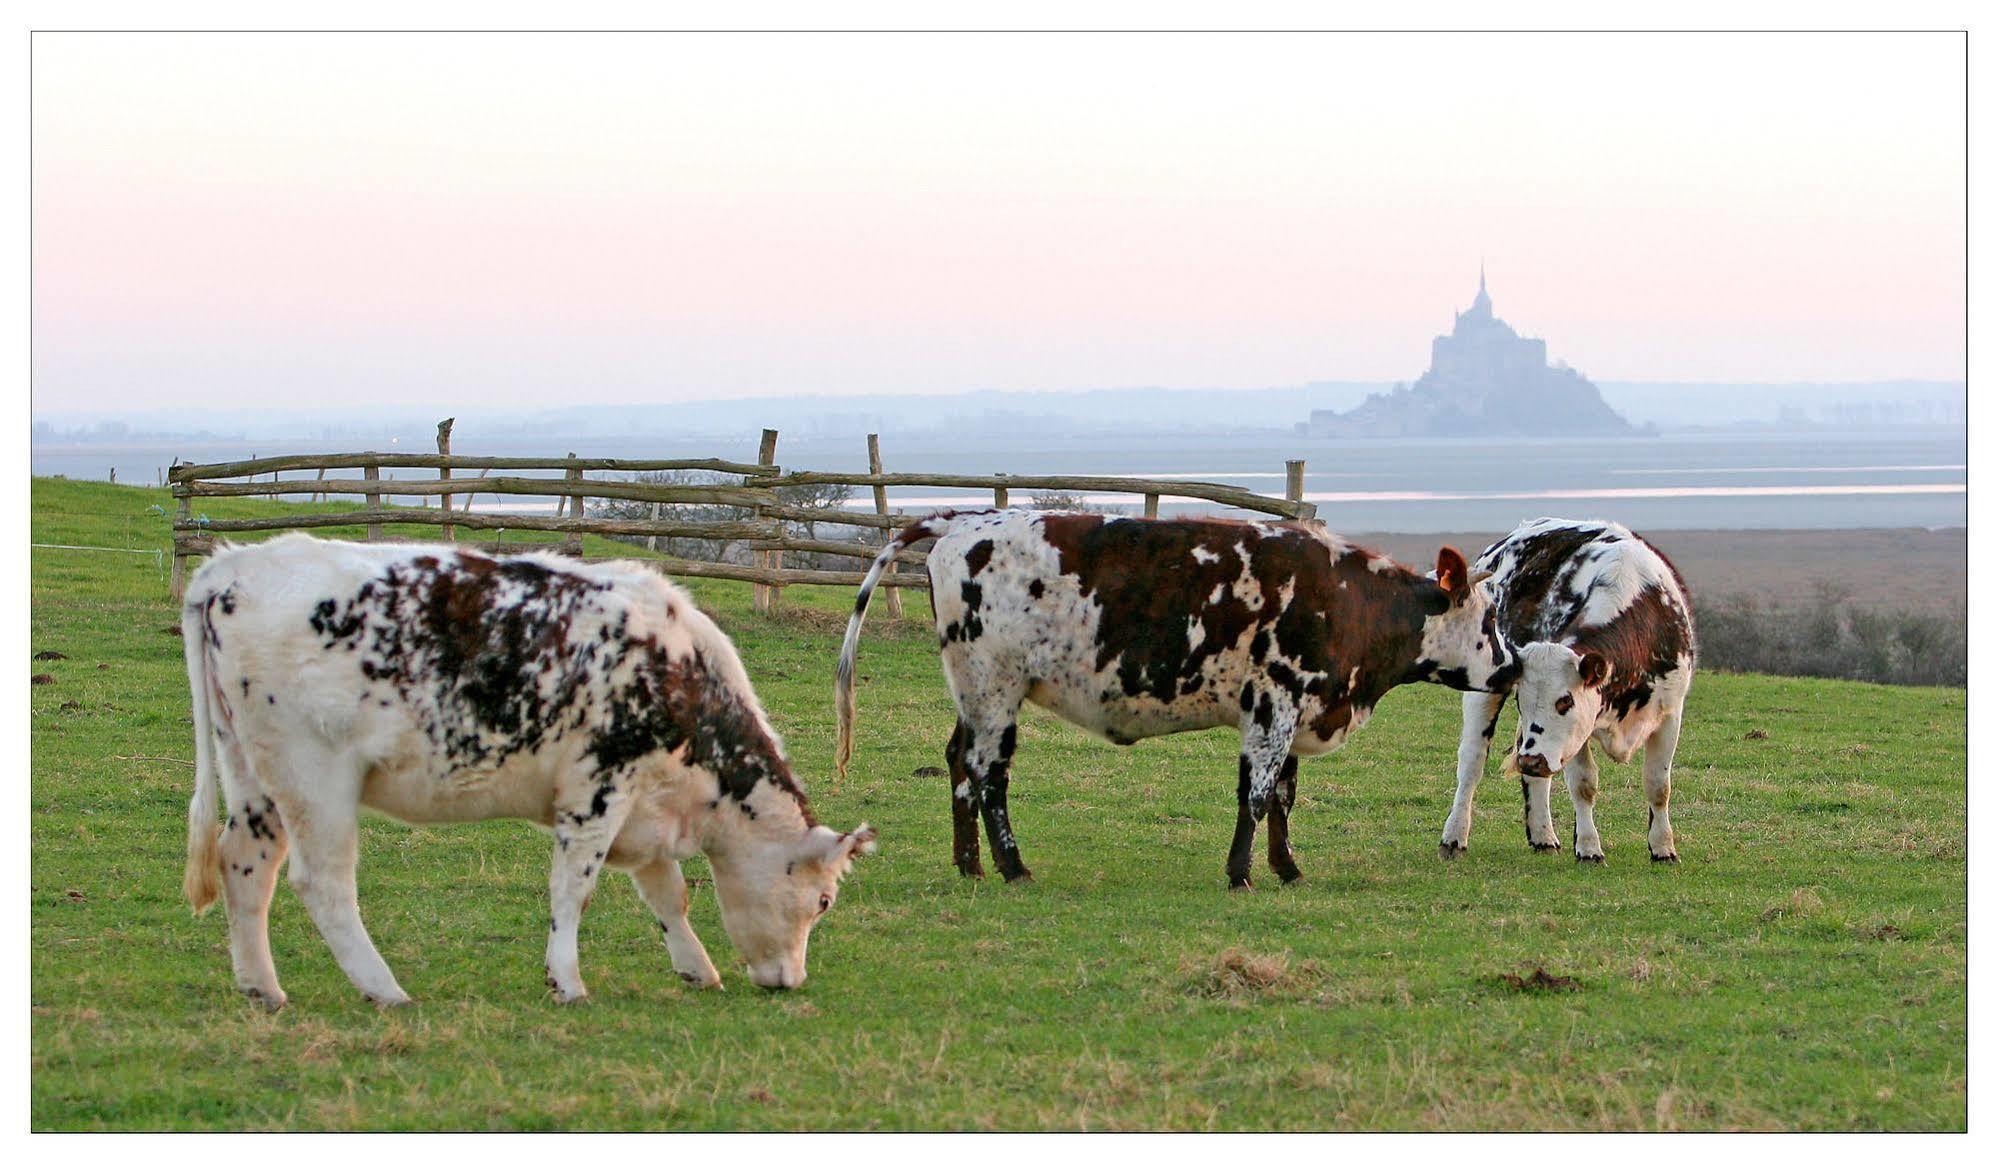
[1183, 947, 1322, 1000]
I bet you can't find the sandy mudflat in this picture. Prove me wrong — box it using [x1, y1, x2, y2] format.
[1348, 527, 1965, 617]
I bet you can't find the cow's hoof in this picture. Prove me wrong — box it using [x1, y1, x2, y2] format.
[367, 991, 414, 1008]
[1275, 869, 1305, 885]
[241, 986, 287, 1012]
[1228, 878, 1254, 891]
[677, 970, 723, 990]
[1529, 841, 1562, 853]
[1439, 841, 1466, 861]
[1576, 853, 1606, 865]
[1002, 870, 1035, 885]
[549, 988, 590, 1005]
[1651, 850, 1680, 864]
[956, 865, 985, 879]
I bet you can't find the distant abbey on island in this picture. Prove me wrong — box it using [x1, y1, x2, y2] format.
[1305, 272, 1638, 438]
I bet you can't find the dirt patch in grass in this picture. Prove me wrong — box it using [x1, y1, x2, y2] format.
[1496, 967, 1581, 994]
[1744, 728, 1770, 740]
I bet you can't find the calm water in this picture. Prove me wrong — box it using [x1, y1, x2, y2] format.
[33, 428, 1965, 533]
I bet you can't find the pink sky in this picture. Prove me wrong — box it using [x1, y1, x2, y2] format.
[32, 33, 1965, 412]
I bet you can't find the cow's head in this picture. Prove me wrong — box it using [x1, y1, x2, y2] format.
[709, 822, 877, 990]
[1509, 642, 1610, 778]
[1412, 546, 1517, 692]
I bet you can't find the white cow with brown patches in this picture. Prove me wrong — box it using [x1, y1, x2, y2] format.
[181, 534, 874, 1007]
[837, 509, 1518, 889]
[1439, 518, 1698, 863]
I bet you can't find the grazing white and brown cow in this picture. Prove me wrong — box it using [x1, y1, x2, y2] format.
[836, 509, 1517, 889]
[1438, 517, 1697, 864]
[181, 534, 874, 1008]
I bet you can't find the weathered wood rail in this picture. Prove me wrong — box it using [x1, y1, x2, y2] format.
[166, 434, 1317, 607]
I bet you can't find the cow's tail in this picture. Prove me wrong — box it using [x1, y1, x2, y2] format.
[836, 513, 955, 781]
[181, 592, 224, 915]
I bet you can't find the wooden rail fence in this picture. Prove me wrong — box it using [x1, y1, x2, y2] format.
[167, 432, 1318, 607]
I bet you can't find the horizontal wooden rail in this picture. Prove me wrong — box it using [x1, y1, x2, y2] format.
[170, 453, 777, 481]
[743, 537, 931, 564]
[777, 471, 1310, 517]
[178, 476, 772, 508]
[174, 510, 780, 540]
[644, 556, 932, 589]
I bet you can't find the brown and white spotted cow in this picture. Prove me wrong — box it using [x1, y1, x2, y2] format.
[1438, 517, 1697, 864]
[181, 534, 874, 1008]
[836, 509, 1517, 889]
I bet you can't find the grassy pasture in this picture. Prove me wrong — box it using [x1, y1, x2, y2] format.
[29, 478, 1966, 1129]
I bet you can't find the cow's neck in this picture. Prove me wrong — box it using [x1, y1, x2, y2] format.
[695, 771, 817, 854]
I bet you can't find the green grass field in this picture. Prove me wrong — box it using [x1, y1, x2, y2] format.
[29, 478, 1967, 1129]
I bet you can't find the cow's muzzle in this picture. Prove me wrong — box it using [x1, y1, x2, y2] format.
[1514, 751, 1553, 779]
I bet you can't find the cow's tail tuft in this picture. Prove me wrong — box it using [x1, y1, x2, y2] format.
[181, 595, 224, 914]
[836, 513, 955, 782]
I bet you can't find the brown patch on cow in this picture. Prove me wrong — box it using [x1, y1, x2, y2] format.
[1496, 966, 1581, 993]
[963, 539, 995, 578]
[1036, 515, 1445, 724]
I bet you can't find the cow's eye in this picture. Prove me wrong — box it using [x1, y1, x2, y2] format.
[1554, 694, 1575, 714]
[817, 893, 832, 914]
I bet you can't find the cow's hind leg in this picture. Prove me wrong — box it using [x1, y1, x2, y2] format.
[964, 712, 1030, 882]
[1643, 712, 1684, 862]
[1263, 756, 1303, 884]
[1228, 693, 1298, 890]
[1440, 691, 1506, 859]
[266, 743, 410, 1005]
[216, 734, 289, 1009]
[546, 775, 637, 1003]
[945, 720, 984, 878]
[629, 858, 722, 989]
[1565, 743, 1606, 863]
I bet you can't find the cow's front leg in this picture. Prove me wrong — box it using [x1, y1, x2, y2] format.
[944, 720, 984, 878]
[1564, 743, 1605, 863]
[1228, 697, 1297, 890]
[1441, 691, 1506, 859]
[1264, 756, 1303, 884]
[546, 777, 636, 1003]
[1642, 712, 1683, 862]
[629, 858, 722, 989]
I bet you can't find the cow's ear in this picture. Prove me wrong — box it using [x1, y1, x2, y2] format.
[1435, 546, 1470, 603]
[1577, 651, 1612, 689]
[808, 823, 878, 874]
[845, 824, 879, 859]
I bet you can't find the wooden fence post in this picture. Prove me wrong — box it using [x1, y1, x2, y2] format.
[436, 417, 456, 542]
[993, 485, 1008, 509]
[1143, 492, 1160, 519]
[363, 462, 382, 542]
[753, 429, 780, 614]
[866, 434, 903, 619]
[1285, 459, 1307, 518]
[170, 469, 191, 602]
[646, 501, 663, 553]
[562, 453, 584, 557]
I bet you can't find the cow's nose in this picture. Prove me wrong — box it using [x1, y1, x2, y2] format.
[1515, 751, 1551, 778]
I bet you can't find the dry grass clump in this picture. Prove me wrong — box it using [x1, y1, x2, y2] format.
[1183, 947, 1324, 1000]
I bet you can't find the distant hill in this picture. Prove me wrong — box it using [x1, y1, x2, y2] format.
[1305, 273, 1637, 439]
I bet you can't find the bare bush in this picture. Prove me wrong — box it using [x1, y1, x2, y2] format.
[1696, 585, 1964, 687]
[587, 472, 860, 569]
[1029, 490, 1123, 514]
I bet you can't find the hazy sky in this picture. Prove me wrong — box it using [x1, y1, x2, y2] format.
[32, 32, 1965, 413]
